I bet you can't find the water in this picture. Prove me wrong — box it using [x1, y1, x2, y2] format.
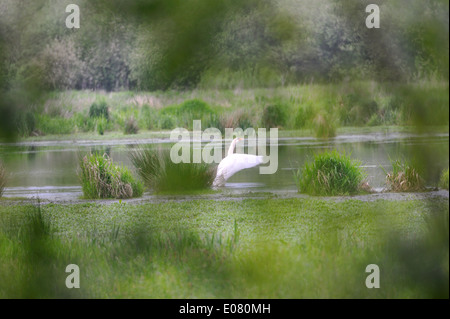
[0, 132, 448, 200]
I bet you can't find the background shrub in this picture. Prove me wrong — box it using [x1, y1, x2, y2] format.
[295, 150, 366, 196]
[159, 114, 176, 130]
[160, 99, 218, 130]
[262, 103, 287, 128]
[89, 100, 109, 120]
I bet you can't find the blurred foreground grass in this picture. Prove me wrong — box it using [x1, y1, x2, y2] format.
[0, 197, 448, 298]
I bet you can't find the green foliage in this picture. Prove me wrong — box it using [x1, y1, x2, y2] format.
[138, 104, 158, 130]
[130, 147, 215, 193]
[74, 113, 96, 133]
[14, 111, 37, 137]
[35, 115, 74, 135]
[294, 104, 315, 129]
[0, 0, 448, 95]
[178, 99, 212, 118]
[78, 153, 143, 199]
[159, 99, 218, 130]
[89, 100, 109, 120]
[338, 94, 379, 126]
[124, 116, 139, 135]
[439, 168, 449, 190]
[6, 81, 449, 138]
[1, 197, 447, 298]
[96, 117, 107, 135]
[262, 103, 287, 128]
[295, 150, 366, 195]
[219, 108, 255, 131]
[313, 112, 336, 138]
[158, 114, 176, 130]
[0, 163, 6, 197]
[384, 159, 425, 192]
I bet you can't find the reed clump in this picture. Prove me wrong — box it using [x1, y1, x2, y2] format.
[78, 153, 143, 199]
[130, 147, 215, 193]
[295, 150, 367, 196]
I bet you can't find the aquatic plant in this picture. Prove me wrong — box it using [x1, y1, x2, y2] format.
[130, 147, 215, 193]
[295, 150, 367, 195]
[78, 153, 143, 199]
[439, 168, 449, 190]
[384, 159, 425, 192]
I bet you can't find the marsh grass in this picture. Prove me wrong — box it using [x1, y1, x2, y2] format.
[130, 147, 215, 193]
[78, 153, 143, 199]
[313, 112, 336, 138]
[383, 159, 425, 192]
[15, 82, 449, 137]
[89, 99, 109, 120]
[1, 198, 447, 298]
[439, 168, 449, 190]
[295, 150, 366, 195]
[0, 203, 237, 298]
[124, 116, 139, 134]
[160, 99, 219, 130]
[0, 163, 6, 197]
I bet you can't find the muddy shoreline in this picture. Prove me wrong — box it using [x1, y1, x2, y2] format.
[2, 188, 448, 206]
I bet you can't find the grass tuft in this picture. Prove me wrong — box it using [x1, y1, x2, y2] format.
[295, 150, 366, 195]
[124, 116, 139, 135]
[78, 153, 143, 199]
[313, 112, 336, 138]
[439, 168, 449, 190]
[384, 159, 425, 192]
[0, 163, 6, 198]
[130, 147, 215, 193]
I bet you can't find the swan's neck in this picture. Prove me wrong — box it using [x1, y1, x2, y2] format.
[227, 140, 237, 156]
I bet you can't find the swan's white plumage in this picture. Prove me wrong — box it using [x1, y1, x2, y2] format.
[213, 138, 263, 187]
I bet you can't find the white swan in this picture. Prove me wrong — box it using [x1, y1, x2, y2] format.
[212, 137, 264, 187]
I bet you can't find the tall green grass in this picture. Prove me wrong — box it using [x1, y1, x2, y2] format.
[0, 198, 447, 298]
[383, 159, 425, 192]
[313, 112, 336, 138]
[89, 99, 109, 120]
[0, 163, 6, 197]
[124, 116, 139, 135]
[130, 147, 215, 193]
[16, 81, 449, 137]
[439, 168, 449, 190]
[295, 150, 366, 195]
[78, 153, 143, 199]
[0, 203, 237, 298]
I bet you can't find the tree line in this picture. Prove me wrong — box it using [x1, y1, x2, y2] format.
[0, 0, 448, 92]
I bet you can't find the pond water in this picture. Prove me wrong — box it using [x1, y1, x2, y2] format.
[0, 132, 448, 200]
